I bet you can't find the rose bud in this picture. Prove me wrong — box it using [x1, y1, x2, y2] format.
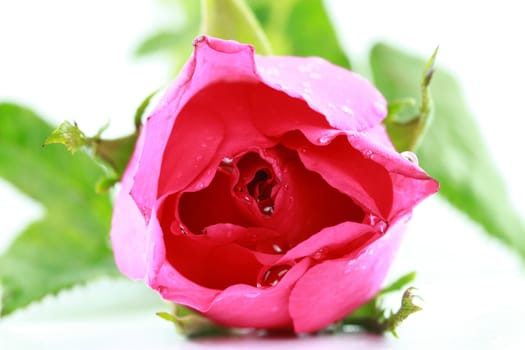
[110, 36, 438, 333]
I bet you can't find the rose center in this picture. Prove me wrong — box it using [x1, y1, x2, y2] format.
[233, 152, 280, 217]
[246, 169, 275, 215]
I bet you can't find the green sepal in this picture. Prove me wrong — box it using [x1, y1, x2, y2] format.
[157, 304, 230, 338]
[386, 287, 422, 338]
[339, 271, 420, 337]
[43, 89, 157, 189]
[383, 47, 438, 151]
[43, 121, 88, 154]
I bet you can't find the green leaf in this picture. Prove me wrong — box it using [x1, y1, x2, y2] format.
[0, 103, 117, 316]
[384, 47, 438, 151]
[247, 0, 351, 68]
[340, 272, 419, 336]
[201, 0, 272, 55]
[157, 304, 229, 338]
[370, 43, 525, 259]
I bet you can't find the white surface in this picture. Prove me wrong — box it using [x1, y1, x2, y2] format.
[1, 0, 525, 349]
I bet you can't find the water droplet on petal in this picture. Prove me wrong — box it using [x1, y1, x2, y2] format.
[319, 135, 332, 144]
[171, 222, 187, 235]
[195, 182, 205, 190]
[364, 150, 375, 159]
[373, 100, 387, 117]
[264, 67, 280, 76]
[340, 105, 354, 116]
[364, 213, 389, 233]
[257, 265, 291, 287]
[298, 64, 312, 72]
[262, 206, 274, 215]
[272, 243, 283, 253]
[139, 206, 150, 222]
[313, 248, 328, 260]
[400, 151, 419, 165]
[221, 157, 233, 165]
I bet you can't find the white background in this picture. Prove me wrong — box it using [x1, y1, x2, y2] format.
[1, 0, 524, 349]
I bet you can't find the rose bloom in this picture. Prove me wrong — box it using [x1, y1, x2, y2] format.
[111, 36, 438, 333]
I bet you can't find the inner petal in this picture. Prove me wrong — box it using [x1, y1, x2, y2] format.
[177, 146, 365, 251]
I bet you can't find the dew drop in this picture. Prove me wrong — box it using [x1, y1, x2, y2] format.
[219, 157, 234, 172]
[298, 64, 312, 72]
[340, 105, 354, 116]
[272, 243, 283, 253]
[221, 157, 233, 165]
[313, 247, 328, 260]
[170, 222, 187, 235]
[262, 206, 274, 216]
[264, 67, 280, 76]
[257, 265, 291, 287]
[244, 195, 251, 202]
[195, 182, 205, 190]
[363, 149, 375, 159]
[364, 213, 389, 233]
[318, 135, 332, 144]
[400, 151, 419, 165]
[139, 206, 151, 222]
[373, 100, 387, 116]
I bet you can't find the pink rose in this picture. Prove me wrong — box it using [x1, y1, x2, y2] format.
[110, 36, 438, 333]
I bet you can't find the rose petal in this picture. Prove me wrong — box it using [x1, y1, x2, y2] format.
[276, 221, 377, 265]
[130, 37, 261, 221]
[163, 233, 262, 290]
[288, 216, 408, 333]
[148, 209, 220, 310]
[347, 125, 440, 219]
[284, 131, 392, 217]
[255, 55, 387, 132]
[110, 130, 148, 279]
[204, 258, 311, 329]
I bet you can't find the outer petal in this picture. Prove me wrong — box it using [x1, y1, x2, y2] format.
[130, 36, 260, 222]
[110, 130, 148, 279]
[204, 258, 311, 329]
[147, 204, 220, 310]
[289, 215, 409, 333]
[348, 125, 440, 219]
[255, 55, 387, 132]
